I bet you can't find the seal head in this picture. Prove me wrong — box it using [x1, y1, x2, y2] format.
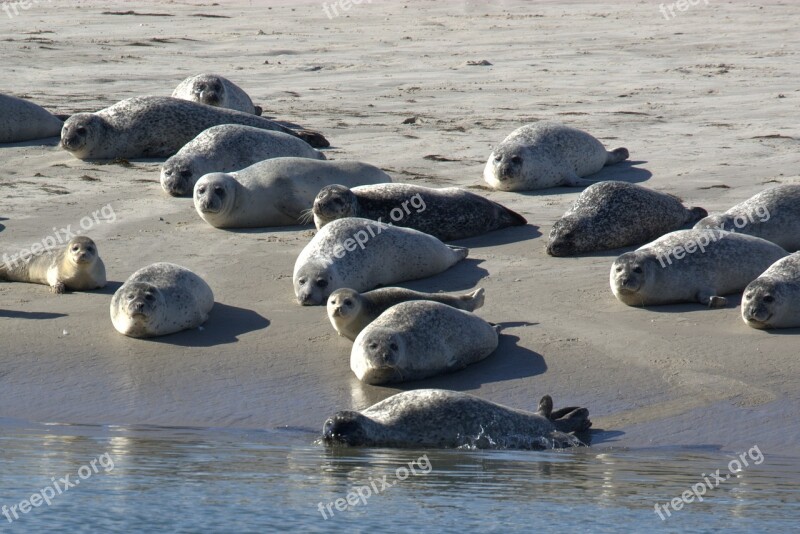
[60, 114, 108, 159]
[313, 184, 359, 225]
[112, 281, 167, 337]
[294, 260, 338, 306]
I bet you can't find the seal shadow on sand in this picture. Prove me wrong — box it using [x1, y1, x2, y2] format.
[639, 294, 745, 315]
[450, 224, 541, 249]
[0, 137, 61, 149]
[142, 302, 270, 347]
[392, 259, 490, 293]
[513, 160, 653, 197]
[0, 309, 67, 320]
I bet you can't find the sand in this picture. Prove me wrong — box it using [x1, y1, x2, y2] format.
[1, 0, 798, 454]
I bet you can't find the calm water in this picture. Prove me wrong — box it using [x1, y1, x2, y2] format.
[0, 420, 798, 533]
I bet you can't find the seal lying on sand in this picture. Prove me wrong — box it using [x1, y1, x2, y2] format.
[0, 236, 106, 294]
[172, 73, 263, 115]
[293, 217, 468, 306]
[610, 229, 787, 308]
[484, 121, 629, 191]
[327, 287, 485, 340]
[322, 389, 591, 450]
[547, 181, 707, 256]
[0, 93, 63, 143]
[312, 183, 526, 241]
[694, 184, 800, 251]
[350, 301, 497, 384]
[161, 126, 325, 196]
[742, 252, 800, 329]
[110, 262, 214, 338]
[60, 96, 328, 160]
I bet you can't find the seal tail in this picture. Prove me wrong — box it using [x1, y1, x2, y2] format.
[254, 105, 263, 116]
[464, 287, 485, 311]
[552, 407, 592, 433]
[688, 206, 708, 223]
[499, 205, 527, 227]
[447, 245, 469, 261]
[605, 147, 629, 166]
[294, 129, 330, 149]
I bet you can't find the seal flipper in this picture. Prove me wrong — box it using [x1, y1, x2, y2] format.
[536, 395, 553, 419]
[464, 287, 485, 310]
[605, 147, 629, 166]
[497, 204, 527, 226]
[697, 290, 727, 308]
[254, 105, 263, 116]
[552, 407, 592, 433]
[294, 129, 330, 149]
[446, 245, 469, 261]
[688, 206, 709, 223]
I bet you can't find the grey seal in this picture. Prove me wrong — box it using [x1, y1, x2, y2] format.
[293, 217, 468, 306]
[742, 252, 800, 329]
[327, 286, 485, 340]
[172, 73, 262, 115]
[547, 181, 707, 256]
[161, 125, 325, 196]
[194, 158, 392, 229]
[322, 389, 591, 450]
[610, 229, 787, 308]
[0, 93, 63, 143]
[110, 262, 214, 338]
[351, 300, 498, 384]
[484, 121, 629, 191]
[312, 183, 527, 241]
[60, 96, 328, 160]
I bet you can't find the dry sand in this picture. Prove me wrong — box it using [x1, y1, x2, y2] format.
[1, 0, 798, 454]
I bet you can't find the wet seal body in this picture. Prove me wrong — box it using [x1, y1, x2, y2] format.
[322, 389, 591, 450]
[110, 262, 214, 338]
[60, 96, 329, 160]
[161, 125, 326, 196]
[694, 184, 800, 251]
[0, 236, 106, 294]
[350, 301, 498, 384]
[742, 252, 800, 329]
[313, 183, 527, 241]
[547, 181, 707, 256]
[484, 121, 629, 191]
[194, 158, 391, 229]
[293, 217, 468, 306]
[172, 73, 262, 115]
[0, 93, 63, 143]
[610, 229, 788, 308]
[328, 287, 485, 341]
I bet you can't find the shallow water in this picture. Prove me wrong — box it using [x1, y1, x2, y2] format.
[0, 420, 798, 533]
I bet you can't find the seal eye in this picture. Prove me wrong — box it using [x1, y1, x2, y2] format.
[214, 186, 225, 197]
[343, 299, 352, 306]
[764, 296, 774, 303]
[198, 186, 206, 194]
[76, 127, 87, 135]
[511, 155, 522, 165]
[298, 278, 306, 285]
[368, 343, 378, 350]
[145, 294, 156, 302]
[180, 169, 192, 179]
[72, 245, 79, 252]
[494, 154, 502, 163]
[616, 266, 623, 273]
[316, 279, 328, 288]
[389, 343, 398, 351]
[633, 267, 643, 274]
[127, 294, 135, 301]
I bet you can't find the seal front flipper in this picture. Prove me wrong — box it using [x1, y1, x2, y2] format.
[605, 147, 629, 166]
[551, 407, 591, 433]
[697, 290, 727, 308]
[294, 129, 330, 149]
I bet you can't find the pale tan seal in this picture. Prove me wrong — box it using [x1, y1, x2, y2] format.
[0, 93, 63, 143]
[0, 236, 106, 294]
[327, 287, 485, 340]
[172, 73, 263, 115]
[742, 252, 800, 329]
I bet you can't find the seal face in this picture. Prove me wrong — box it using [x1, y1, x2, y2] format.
[350, 301, 498, 384]
[547, 181, 707, 256]
[0, 93, 64, 143]
[610, 229, 788, 308]
[110, 262, 214, 338]
[742, 252, 800, 329]
[321, 389, 592, 450]
[327, 286, 485, 341]
[172, 73, 261, 115]
[293, 217, 468, 306]
[313, 183, 527, 241]
[483, 121, 629, 191]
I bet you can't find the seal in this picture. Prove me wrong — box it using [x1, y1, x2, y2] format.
[322, 389, 591, 450]
[110, 262, 214, 338]
[194, 158, 392, 229]
[172, 73, 263, 115]
[327, 286, 485, 340]
[0, 236, 106, 294]
[60, 96, 329, 160]
[547, 181, 708, 256]
[0, 93, 63, 143]
[312, 183, 527, 241]
[293, 217, 468, 306]
[483, 121, 629, 191]
[694, 184, 800, 251]
[742, 252, 800, 329]
[610, 229, 787, 308]
[161, 125, 326, 197]
[350, 300, 497, 384]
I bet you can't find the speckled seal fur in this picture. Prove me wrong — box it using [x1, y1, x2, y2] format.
[547, 181, 707, 256]
[610, 229, 787, 308]
[694, 184, 800, 252]
[313, 183, 527, 241]
[742, 252, 800, 329]
[161, 125, 326, 196]
[0, 93, 63, 143]
[350, 300, 497, 384]
[327, 286, 485, 340]
[172, 73, 262, 115]
[193, 158, 392, 229]
[110, 262, 214, 338]
[60, 96, 329, 160]
[484, 121, 629, 191]
[293, 217, 468, 306]
[322, 389, 591, 450]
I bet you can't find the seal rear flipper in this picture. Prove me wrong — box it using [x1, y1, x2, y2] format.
[294, 129, 330, 149]
[689, 206, 709, 222]
[552, 407, 591, 433]
[605, 147, 629, 165]
[447, 245, 469, 260]
[254, 105, 263, 116]
[697, 290, 727, 308]
[536, 395, 553, 418]
[464, 287, 485, 310]
[499, 204, 527, 226]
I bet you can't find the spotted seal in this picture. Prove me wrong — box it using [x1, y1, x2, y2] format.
[172, 73, 263, 115]
[742, 252, 800, 329]
[0, 93, 63, 143]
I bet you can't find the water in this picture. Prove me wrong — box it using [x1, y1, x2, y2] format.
[1, 420, 798, 533]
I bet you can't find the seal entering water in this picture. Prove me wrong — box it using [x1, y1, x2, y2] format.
[172, 73, 263, 115]
[742, 252, 800, 329]
[322, 389, 591, 450]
